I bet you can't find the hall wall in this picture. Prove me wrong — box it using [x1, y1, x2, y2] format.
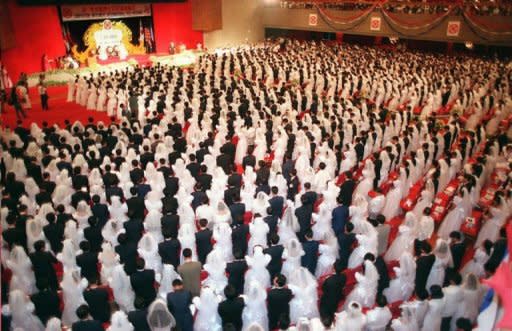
[203, 0, 264, 50]
[262, 7, 512, 46]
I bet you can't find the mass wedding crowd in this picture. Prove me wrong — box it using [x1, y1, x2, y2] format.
[1, 39, 511, 331]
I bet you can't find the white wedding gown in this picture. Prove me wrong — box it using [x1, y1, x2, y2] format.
[289, 267, 319, 323]
[384, 252, 416, 303]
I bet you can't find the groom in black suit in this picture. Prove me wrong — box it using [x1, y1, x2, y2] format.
[267, 274, 293, 330]
[415, 242, 435, 295]
[167, 279, 193, 331]
[319, 260, 346, 320]
[130, 258, 157, 304]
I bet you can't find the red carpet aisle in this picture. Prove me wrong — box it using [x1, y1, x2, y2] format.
[1, 86, 114, 129]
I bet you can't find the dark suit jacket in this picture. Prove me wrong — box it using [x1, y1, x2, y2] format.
[124, 218, 144, 244]
[228, 173, 242, 188]
[76, 251, 99, 283]
[221, 142, 236, 162]
[29, 251, 58, 289]
[295, 205, 313, 241]
[195, 228, 213, 265]
[191, 191, 207, 211]
[224, 187, 241, 207]
[106, 186, 124, 202]
[39, 180, 56, 195]
[226, 259, 248, 295]
[486, 238, 507, 270]
[91, 203, 109, 227]
[56, 161, 72, 175]
[337, 232, 356, 269]
[167, 290, 193, 331]
[195, 148, 209, 164]
[35, 191, 52, 206]
[6, 180, 25, 201]
[242, 155, 256, 170]
[164, 176, 180, 196]
[130, 167, 144, 184]
[302, 191, 318, 206]
[83, 287, 110, 323]
[415, 254, 435, 294]
[320, 273, 346, 317]
[43, 223, 64, 253]
[216, 153, 232, 174]
[84, 225, 103, 253]
[174, 138, 187, 154]
[161, 214, 180, 239]
[26, 162, 42, 184]
[229, 202, 245, 222]
[71, 319, 104, 331]
[126, 194, 144, 217]
[267, 287, 293, 329]
[263, 244, 284, 279]
[231, 224, 249, 256]
[140, 152, 155, 169]
[301, 240, 319, 274]
[130, 269, 157, 303]
[450, 242, 466, 271]
[71, 191, 91, 209]
[263, 215, 278, 237]
[268, 196, 284, 218]
[158, 239, 181, 269]
[72, 174, 89, 190]
[136, 183, 152, 199]
[31, 289, 61, 324]
[338, 179, 356, 205]
[196, 173, 212, 191]
[115, 241, 138, 275]
[354, 143, 364, 162]
[374, 256, 390, 295]
[186, 162, 201, 179]
[256, 166, 270, 185]
[331, 205, 349, 237]
[2, 228, 21, 249]
[162, 196, 178, 215]
[128, 309, 150, 331]
[287, 176, 299, 200]
[102, 172, 119, 188]
[218, 297, 245, 330]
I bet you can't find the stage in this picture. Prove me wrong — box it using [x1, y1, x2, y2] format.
[27, 51, 202, 87]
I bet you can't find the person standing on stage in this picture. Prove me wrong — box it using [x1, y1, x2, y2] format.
[0, 87, 6, 115]
[18, 73, 32, 111]
[11, 79, 27, 120]
[38, 74, 49, 111]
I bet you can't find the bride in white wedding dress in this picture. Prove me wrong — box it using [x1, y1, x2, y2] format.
[242, 281, 269, 331]
[346, 260, 380, 308]
[288, 267, 319, 324]
[384, 252, 416, 303]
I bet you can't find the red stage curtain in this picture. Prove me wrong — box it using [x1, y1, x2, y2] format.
[0, 0, 16, 51]
[152, 1, 203, 53]
[1, 0, 65, 81]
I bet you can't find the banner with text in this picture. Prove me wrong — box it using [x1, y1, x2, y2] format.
[61, 4, 151, 22]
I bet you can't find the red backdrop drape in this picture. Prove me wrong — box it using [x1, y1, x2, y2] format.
[1, 0, 65, 81]
[0, 0, 203, 80]
[152, 1, 203, 52]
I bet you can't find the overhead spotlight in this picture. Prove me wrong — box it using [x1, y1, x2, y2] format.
[465, 41, 474, 49]
[389, 36, 399, 44]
